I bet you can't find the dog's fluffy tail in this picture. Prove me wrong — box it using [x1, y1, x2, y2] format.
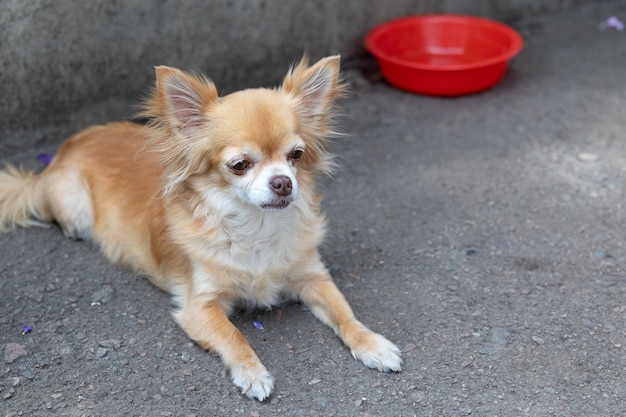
[0, 165, 51, 231]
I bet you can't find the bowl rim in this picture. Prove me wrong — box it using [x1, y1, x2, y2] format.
[364, 14, 524, 71]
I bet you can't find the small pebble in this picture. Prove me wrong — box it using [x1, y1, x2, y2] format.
[402, 342, 416, 352]
[412, 391, 426, 403]
[461, 358, 474, 368]
[95, 347, 109, 358]
[308, 378, 322, 385]
[4, 343, 28, 364]
[577, 152, 598, 162]
[91, 285, 115, 305]
[98, 339, 122, 350]
[532, 336, 545, 345]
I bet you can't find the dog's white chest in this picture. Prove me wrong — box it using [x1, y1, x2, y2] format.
[190, 204, 321, 307]
[225, 209, 298, 267]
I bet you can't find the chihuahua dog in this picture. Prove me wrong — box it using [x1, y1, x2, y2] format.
[0, 56, 402, 400]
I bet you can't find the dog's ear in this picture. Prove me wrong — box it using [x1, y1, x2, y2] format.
[140, 67, 219, 195]
[282, 55, 342, 120]
[281, 56, 344, 176]
[153, 66, 218, 137]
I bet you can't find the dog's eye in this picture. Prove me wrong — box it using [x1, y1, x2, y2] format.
[288, 149, 304, 162]
[229, 159, 252, 175]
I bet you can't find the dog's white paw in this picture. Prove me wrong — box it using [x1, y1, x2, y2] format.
[351, 332, 403, 372]
[230, 364, 275, 401]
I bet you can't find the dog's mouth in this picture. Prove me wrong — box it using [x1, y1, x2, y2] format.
[260, 198, 292, 210]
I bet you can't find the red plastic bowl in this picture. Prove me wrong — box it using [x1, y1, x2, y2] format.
[364, 15, 523, 96]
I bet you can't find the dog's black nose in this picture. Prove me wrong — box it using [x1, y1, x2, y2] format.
[269, 175, 293, 196]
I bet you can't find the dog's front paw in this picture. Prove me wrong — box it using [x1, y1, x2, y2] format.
[230, 364, 275, 401]
[351, 332, 403, 372]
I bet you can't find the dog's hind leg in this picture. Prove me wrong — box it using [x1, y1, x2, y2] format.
[44, 169, 94, 240]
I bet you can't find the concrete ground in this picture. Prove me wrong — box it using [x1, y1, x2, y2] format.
[2, 2, 626, 416]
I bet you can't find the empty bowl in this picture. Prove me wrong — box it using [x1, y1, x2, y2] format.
[364, 14, 523, 96]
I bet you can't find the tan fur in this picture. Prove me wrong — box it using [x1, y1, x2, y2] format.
[0, 56, 401, 400]
[0, 165, 52, 230]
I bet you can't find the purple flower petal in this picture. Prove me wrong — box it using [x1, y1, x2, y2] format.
[21, 325, 32, 335]
[600, 16, 625, 31]
[252, 319, 264, 330]
[608, 16, 625, 30]
[36, 153, 54, 165]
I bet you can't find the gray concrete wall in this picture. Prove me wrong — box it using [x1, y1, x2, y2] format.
[0, 0, 594, 154]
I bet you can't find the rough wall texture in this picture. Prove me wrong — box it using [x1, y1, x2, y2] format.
[0, 0, 595, 152]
